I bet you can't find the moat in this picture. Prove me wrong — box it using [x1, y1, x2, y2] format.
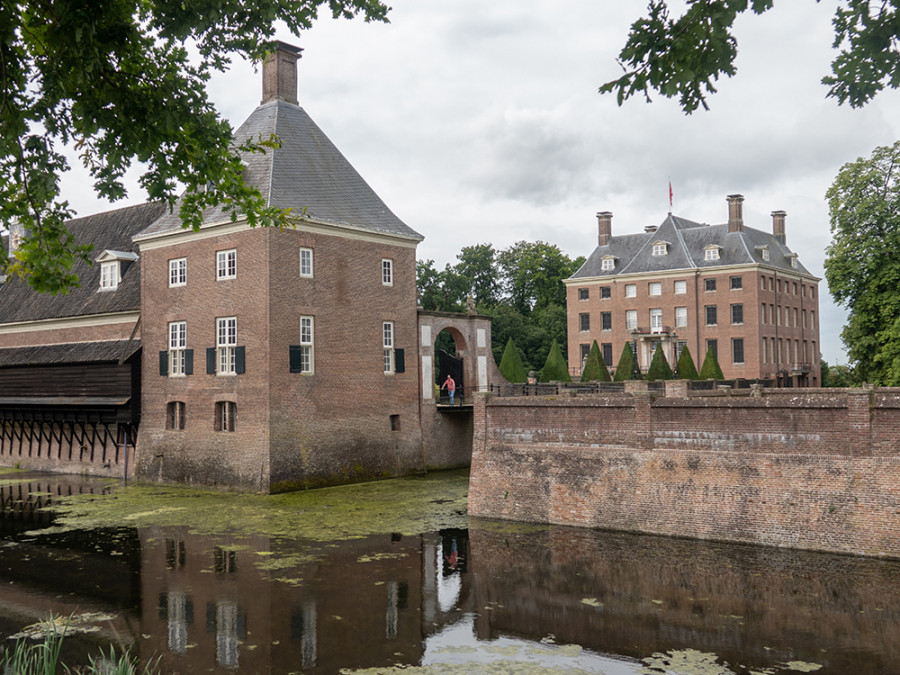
[0, 469, 896, 674]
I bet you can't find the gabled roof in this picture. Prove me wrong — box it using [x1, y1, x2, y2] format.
[136, 101, 423, 242]
[0, 201, 165, 323]
[570, 213, 814, 280]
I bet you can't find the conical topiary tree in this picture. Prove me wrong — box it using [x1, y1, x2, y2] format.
[498, 337, 528, 383]
[613, 343, 640, 381]
[646, 344, 674, 380]
[675, 344, 700, 380]
[539, 341, 572, 382]
[699, 346, 725, 379]
[581, 340, 611, 382]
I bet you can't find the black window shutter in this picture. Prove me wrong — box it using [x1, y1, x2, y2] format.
[289, 345, 302, 372]
[206, 347, 216, 374]
[159, 351, 168, 376]
[235, 346, 246, 374]
[395, 348, 405, 373]
[185, 349, 194, 375]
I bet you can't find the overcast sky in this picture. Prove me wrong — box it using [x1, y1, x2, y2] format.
[63, 1, 900, 364]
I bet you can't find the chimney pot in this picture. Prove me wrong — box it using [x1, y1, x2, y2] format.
[262, 41, 303, 105]
[727, 194, 744, 233]
[597, 211, 612, 246]
[772, 210, 787, 244]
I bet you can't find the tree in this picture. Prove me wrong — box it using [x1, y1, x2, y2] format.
[496, 241, 584, 315]
[646, 344, 674, 380]
[613, 343, 640, 381]
[602, 1, 900, 113]
[675, 344, 700, 380]
[821, 359, 857, 387]
[455, 244, 500, 308]
[498, 337, 528, 383]
[416, 259, 468, 313]
[581, 341, 611, 382]
[0, 0, 390, 292]
[825, 141, 900, 385]
[699, 346, 724, 380]
[538, 341, 571, 383]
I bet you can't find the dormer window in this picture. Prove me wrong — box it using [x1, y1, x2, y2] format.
[96, 250, 138, 291]
[601, 256, 616, 271]
[651, 241, 669, 256]
[787, 253, 799, 269]
[762, 248, 770, 261]
[704, 246, 721, 261]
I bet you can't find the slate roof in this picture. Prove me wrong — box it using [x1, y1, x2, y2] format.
[570, 214, 815, 280]
[0, 340, 139, 367]
[0, 201, 166, 323]
[136, 101, 423, 241]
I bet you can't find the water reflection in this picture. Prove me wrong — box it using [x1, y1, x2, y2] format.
[0, 473, 897, 674]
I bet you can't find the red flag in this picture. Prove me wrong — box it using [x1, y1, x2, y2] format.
[668, 180, 673, 210]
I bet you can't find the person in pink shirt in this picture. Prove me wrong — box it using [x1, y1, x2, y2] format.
[441, 375, 456, 405]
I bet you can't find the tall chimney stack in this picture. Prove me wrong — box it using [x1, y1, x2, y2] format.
[771, 210, 786, 244]
[262, 42, 303, 105]
[597, 211, 612, 246]
[727, 194, 744, 233]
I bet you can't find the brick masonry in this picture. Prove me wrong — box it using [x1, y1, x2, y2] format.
[468, 385, 900, 557]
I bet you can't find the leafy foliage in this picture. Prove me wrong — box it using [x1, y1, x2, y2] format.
[581, 340, 611, 382]
[675, 344, 700, 380]
[603, 1, 900, 113]
[0, 0, 390, 292]
[821, 359, 857, 387]
[699, 346, 725, 379]
[825, 141, 900, 384]
[498, 337, 528, 383]
[613, 343, 640, 381]
[646, 344, 674, 380]
[538, 340, 571, 382]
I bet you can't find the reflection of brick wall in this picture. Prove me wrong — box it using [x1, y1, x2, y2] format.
[469, 388, 900, 556]
[469, 525, 900, 673]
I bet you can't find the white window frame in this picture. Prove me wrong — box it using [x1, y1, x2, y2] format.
[652, 243, 667, 256]
[650, 308, 663, 333]
[601, 257, 615, 271]
[382, 259, 393, 286]
[625, 309, 638, 330]
[674, 280, 687, 295]
[762, 248, 770, 261]
[299, 248, 313, 278]
[625, 284, 637, 298]
[100, 261, 119, 290]
[675, 306, 687, 328]
[383, 321, 395, 373]
[300, 316, 314, 374]
[216, 317, 237, 375]
[704, 247, 720, 261]
[168, 321, 187, 376]
[648, 282, 662, 296]
[216, 249, 236, 280]
[169, 258, 186, 287]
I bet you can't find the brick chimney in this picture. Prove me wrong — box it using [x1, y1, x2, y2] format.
[771, 210, 786, 244]
[727, 194, 744, 233]
[262, 41, 303, 105]
[597, 211, 612, 246]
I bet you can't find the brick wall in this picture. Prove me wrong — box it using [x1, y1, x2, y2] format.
[468, 387, 900, 557]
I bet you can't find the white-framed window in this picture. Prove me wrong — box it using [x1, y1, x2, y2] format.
[168, 321, 187, 376]
[649, 282, 662, 296]
[383, 321, 394, 373]
[299, 316, 314, 373]
[674, 280, 687, 295]
[704, 247, 720, 261]
[216, 249, 236, 280]
[300, 248, 313, 278]
[652, 243, 667, 256]
[650, 308, 663, 333]
[675, 306, 687, 328]
[601, 257, 615, 271]
[625, 284, 637, 298]
[216, 317, 237, 375]
[100, 262, 119, 290]
[169, 258, 186, 287]
[382, 259, 393, 286]
[625, 309, 638, 330]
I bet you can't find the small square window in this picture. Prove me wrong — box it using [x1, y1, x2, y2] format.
[674, 280, 686, 295]
[169, 258, 186, 287]
[100, 262, 119, 290]
[578, 288, 589, 301]
[300, 248, 313, 278]
[730, 276, 742, 290]
[216, 249, 236, 280]
[705, 248, 720, 261]
[705, 278, 716, 292]
[600, 286, 611, 299]
[382, 259, 393, 286]
[649, 282, 662, 296]
[601, 258, 615, 271]
[625, 284, 637, 298]
[652, 243, 667, 256]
